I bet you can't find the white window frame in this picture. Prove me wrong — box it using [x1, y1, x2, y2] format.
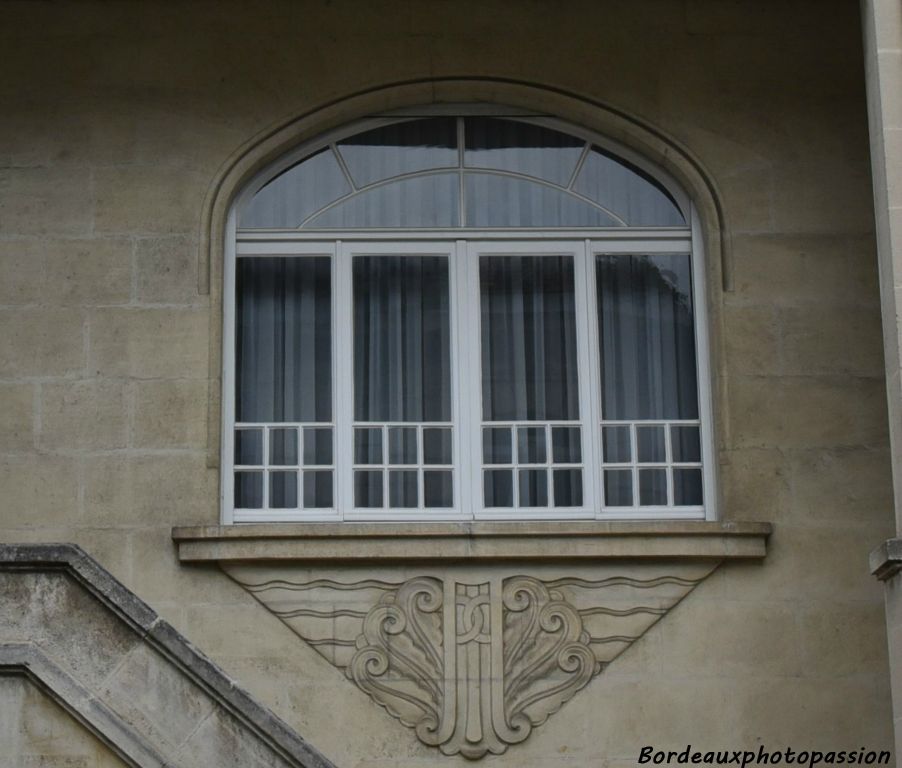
[221, 113, 717, 524]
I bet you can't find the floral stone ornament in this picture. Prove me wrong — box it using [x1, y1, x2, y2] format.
[225, 564, 715, 759]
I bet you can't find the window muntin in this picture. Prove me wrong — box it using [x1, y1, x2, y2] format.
[237, 116, 687, 230]
[224, 113, 712, 523]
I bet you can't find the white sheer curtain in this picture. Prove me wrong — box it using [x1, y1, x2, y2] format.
[353, 256, 451, 422]
[479, 256, 579, 421]
[235, 257, 332, 423]
[596, 253, 698, 420]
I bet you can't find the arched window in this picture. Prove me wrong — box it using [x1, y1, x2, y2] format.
[223, 111, 714, 522]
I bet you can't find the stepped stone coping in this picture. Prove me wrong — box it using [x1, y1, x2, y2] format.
[0, 543, 335, 768]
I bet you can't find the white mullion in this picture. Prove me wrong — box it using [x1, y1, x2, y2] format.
[417, 425, 424, 511]
[584, 240, 605, 518]
[382, 426, 389, 510]
[573, 239, 598, 516]
[631, 423, 640, 509]
[464, 241, 484, 517]
[665, 423, 674, 507]
[452, 239, 470, 517]
[335, 241, 354, 519]
[262, 426, 270, 510]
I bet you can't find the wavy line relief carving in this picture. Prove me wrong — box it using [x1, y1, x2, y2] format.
[226, 567, 714, 759]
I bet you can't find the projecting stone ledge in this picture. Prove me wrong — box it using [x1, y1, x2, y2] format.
[172, 520, 771, 563]
[0, 543, 335, 768]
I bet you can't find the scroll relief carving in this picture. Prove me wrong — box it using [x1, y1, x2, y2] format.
[227, 570, 709, 759]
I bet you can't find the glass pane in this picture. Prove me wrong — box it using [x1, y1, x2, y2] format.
[464, 117, 583, 186]
[236, 257, 332, 423]
[553, 469, 583, 507]
[483, 427, 512, 464]
[518, 469, 548, 507]
[604, 469, 632, 506]
[303, 471, 333, 508]
[551, 427, 581, 463]
[389, 470, 418, 508]
[424, 471, 453, 507]
[597, 254, 699, 420]
[303, 428, 333, 466]
[481, 256, 580, 421]
[636, 426, 666, 463]
[234, 429, 263, 465]
[573, 146, 686, 226]
[337, 118, 457, 186]
[465, 174, 620, 228]
[517, 426, 547, 464]
[388, 427, 418, 465]
[354, 256, 451, 422]
[423, 428, 452, 465]
[674, 468, 703, 506]
[234, 471, 263, 508]
[354, 470, 383, 507]
[354, 428, 383, 464]
[639, 468, 668, 506]
[239, 149, 351, 229]
[602, 426, 631, 463]
[306, 174, 459, 228]
[269, 471, 298, 509]
[672, 425, 701, 463]
[270, 428, 298, 466]
[484, 470, 513, 507]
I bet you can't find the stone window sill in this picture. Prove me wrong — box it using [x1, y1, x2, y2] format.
[172, 521, 771, 563]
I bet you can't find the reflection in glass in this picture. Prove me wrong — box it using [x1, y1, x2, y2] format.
[597, 254, 699, 421]
[465, 174, 619, 228]
[484, 470, 513, 507]
[270, 428, 298, 466]
[553, 469, 583, 507]
[337, 118, 457, 186]
[517, 427, 546, 464]
[574, 146, 685, 226]
[483, 427, 512, 465]
[424, 471, 453, 507]
[551, 427, 581, 463]
[423, 428, 452, 465]
[354, 470, 383, 507]
[270, 471, 297, 508]
[464, 117, 583, 186]
[389, 427, 418, 465]
[639, 468, 668, 506]
[354, 256, 451, 422]
[636, 426, 666, 463]
[354, 428, 382, 464]
[304, 471, 333, 508]
[306, 174, 459, 228]
[518, 469, 548, 507]
[303, 428, 333, 466]
[235, 471, 263, 508]
[236, 257, 331, 423]
[481, 256, 579, 421]
[234, 429, 263, 465]
[240, 149, 351, 229]
[389, 470, 418, 508]
[604, 470, 632, 506]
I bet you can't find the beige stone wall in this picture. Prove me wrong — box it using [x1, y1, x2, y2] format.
[0, 0, 895, 766]
[0, 677, 128, 768]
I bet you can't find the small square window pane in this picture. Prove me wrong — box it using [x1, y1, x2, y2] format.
[553, 469, 583, 507]
[672, 426, 701, 463]
[637, 426, 666, 463]
[424, 470, 453, 507]
[639, 468, 668, 506]
[354, 470, 383, 507]
[518, 469, 548, 507]
[604, 469, 633, 507]
[269, 471, 298, 508]
[551, 427, 581, 463]
[235, 429, 263, 465]
[234, 471, 263, 508]
[483, 427, 512, 464]
[674, 468, 703, 506]
[389, 470, 418, 508]
[517, 427, 546, 464]
[303, 471, 333, 508]
[270, 428, 299, 466]
[304, 428, 333, 466]
[354, 428, 383, 464]
[602, 426, 631, 463]
[484, 469, 513, 507]
[388, 427, 418, 465]
[423, 428, 452, 465]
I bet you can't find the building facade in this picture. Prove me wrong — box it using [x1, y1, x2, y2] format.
[2, 1, 901, 766]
